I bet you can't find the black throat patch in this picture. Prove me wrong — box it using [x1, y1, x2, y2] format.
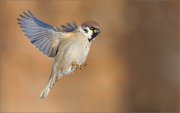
[88, 32, 98, 42]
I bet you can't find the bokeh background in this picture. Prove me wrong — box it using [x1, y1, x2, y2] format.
[0, 0, 180, 112]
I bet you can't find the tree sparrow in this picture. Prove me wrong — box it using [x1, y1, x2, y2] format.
[17, 10, 100, 99]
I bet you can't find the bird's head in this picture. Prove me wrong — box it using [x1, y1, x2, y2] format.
[81, 20, 100, 42]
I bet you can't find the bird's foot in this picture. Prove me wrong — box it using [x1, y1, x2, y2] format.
[72, 62, 81, 69]
[79, 63, 87, 70]
[71, 62, 87, 70]
[82, 63, 87, 67]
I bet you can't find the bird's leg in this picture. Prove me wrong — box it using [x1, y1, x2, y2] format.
[72, 62, 88, 70]
[72, 62, 81, 69]
[79, 63, 87, 70]
[82, 62, 87, 67]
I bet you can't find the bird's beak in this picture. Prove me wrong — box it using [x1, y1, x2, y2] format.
[94, 28, 100, 34]
[97, 29, 100, 34]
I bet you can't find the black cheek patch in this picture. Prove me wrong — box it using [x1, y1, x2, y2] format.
[89, 32, 98, 42]
[84, 29, 88, 33]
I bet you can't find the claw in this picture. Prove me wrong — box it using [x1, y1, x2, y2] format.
[71, 62, 87, 70]
[83, 63, 87, 67]
[72, 62, 80, 69]
[79, 63, 87, 70]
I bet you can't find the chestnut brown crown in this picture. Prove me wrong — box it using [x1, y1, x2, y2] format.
[81, 20, 100, 42]
[81, 20, 100, 29]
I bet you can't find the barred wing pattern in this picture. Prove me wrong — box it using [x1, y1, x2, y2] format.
[17, 10, 62, 58]
[60, 22, 78, 32]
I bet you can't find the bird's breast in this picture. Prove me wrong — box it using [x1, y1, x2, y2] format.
[55, 33, 91, 67]
[65, 38, 90, 64]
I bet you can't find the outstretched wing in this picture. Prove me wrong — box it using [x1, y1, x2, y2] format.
[60, 22, 78, 32]
[17, 10, 62, 58]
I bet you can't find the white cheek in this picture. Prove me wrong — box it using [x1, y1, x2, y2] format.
[80, 27, 92, 39]
[86, 28, 93, 39]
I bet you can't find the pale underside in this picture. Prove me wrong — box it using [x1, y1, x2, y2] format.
[17, 11, 92, 99]
[53, 32, 91, 77]
[39, 32, 91, 99]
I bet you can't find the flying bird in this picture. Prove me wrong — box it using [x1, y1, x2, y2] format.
[17, 10, 100, 99]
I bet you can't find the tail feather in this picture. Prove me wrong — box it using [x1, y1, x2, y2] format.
[39, 83, 51, 99]
[39, 75, 58, 99]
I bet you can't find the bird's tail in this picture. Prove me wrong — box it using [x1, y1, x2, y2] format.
[39, 75, 58, 99]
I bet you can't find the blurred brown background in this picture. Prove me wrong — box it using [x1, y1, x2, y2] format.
[0, 0, 180, 112]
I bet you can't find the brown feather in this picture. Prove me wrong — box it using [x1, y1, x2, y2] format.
[81, 20, 100, 29]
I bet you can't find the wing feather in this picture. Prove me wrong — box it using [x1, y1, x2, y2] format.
[17, 10, 62, 58]
[60, 22, 78, 32]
